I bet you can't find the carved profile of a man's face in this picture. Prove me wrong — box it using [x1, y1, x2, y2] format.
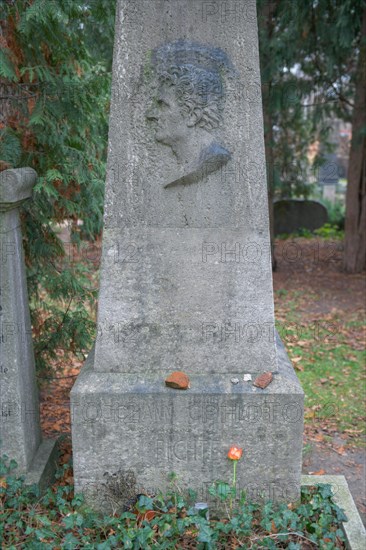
[147, 85, 190, 148]
[146, 64, 225, 163]
[145, 41, 234, 187]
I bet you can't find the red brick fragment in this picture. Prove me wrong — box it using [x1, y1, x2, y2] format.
[253, 372, 273, 389]
[165, 371, 190, 390]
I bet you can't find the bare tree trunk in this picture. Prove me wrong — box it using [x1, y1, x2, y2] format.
[344, 7, 366, 273]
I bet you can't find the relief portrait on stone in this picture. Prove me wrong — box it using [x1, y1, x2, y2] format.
[145, 41, 235, 188]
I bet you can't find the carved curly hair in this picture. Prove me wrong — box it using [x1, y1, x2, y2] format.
[158, 65, 225, 131]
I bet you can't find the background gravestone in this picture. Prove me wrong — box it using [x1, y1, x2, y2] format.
[318, 153, 340, 186]
[72, 0, 304, 511]
[274, 199, 328, 235]
[0, 168, 57, 488]
[318, 153, 340, 205]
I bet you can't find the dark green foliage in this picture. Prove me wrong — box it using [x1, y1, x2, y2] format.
[0, 127, 22, 165]
[0, 455, 348, 549]
[258, 0, 363, 199]
[0, 0, 115, 373]
[322, 198, 346, 230]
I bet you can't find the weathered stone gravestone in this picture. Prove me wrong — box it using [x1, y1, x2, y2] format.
[0, 168, 57, 488]
[318, 153, 340, 186]
[71, 0, 304, 511]
[274, 199, 328, 235]
[322, 184, 337, 204]
[318, 153, 339, 205]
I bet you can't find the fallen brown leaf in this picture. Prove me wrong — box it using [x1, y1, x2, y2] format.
[333, 445, 347, 456]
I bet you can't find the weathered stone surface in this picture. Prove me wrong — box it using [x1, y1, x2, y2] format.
[71, 0, 304, 508]
[318, 153, 340, 185]
[24, 439, 59, 492]
[253, 372, 273, 389]
[274, 200, 328, 235]
[93, 0, 277, 375]
[71, 334, 304, 512]
[0, 168, 36, 211]
[322, 184, 337, 204]
[165, 371, 190, 390]
[0, 168, 57, 487]
[0, 168, 41, 472]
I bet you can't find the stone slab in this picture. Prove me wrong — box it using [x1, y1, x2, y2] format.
[24, 439, 59, 493]
[71, 333, 304, 512]
[302, 475, 366, 550]
[93, 0, 277, 375]
[96, 229, 276, 374]
[274, 199, 328, 235]
[323, 184, 337, 204]
[318, 153, 340, 185]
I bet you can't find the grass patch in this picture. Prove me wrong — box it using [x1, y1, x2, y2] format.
[275, 308, 365, 439]
[276, 224, 344, 240]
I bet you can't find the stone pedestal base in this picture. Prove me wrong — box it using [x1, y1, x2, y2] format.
[71, 334, 303, 512]
[23, 439, 59, 493]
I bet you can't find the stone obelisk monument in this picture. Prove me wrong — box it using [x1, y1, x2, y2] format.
[0, 168, 57, 488]
[72, 0, 303, 511]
